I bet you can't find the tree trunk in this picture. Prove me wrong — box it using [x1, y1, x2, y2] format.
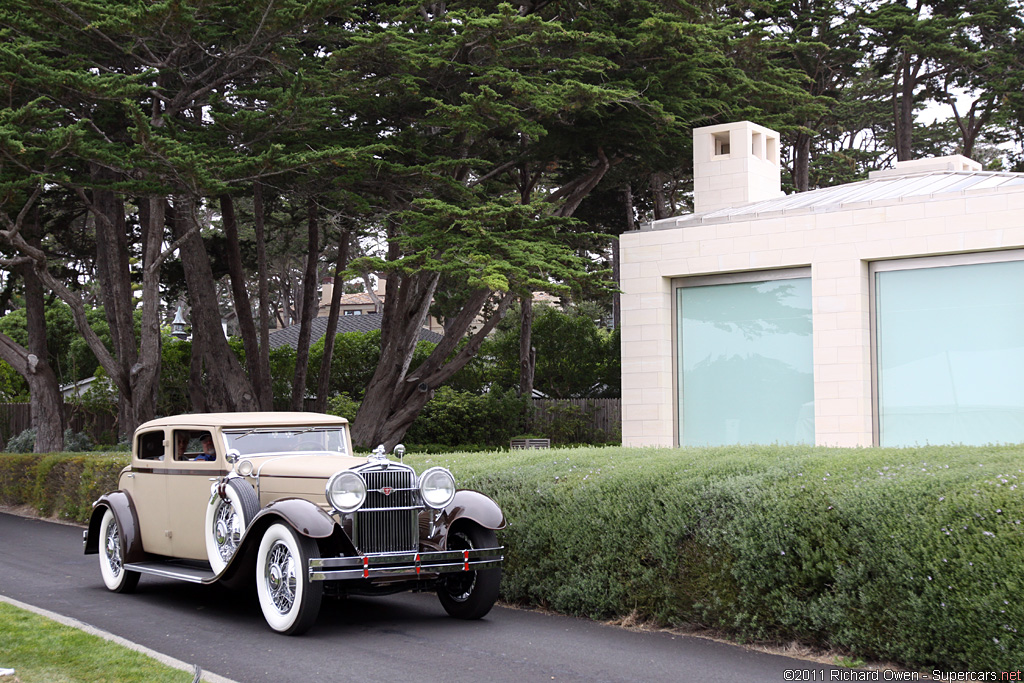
[90, 167, 139, 436]
[518, 295, 535, 398]
[314, 228, 351, 413]
[615, 183, 633, 331]
[130, 196, 163, 430]
[1, 186, 159, 438]
[172, 197, 259, 412]
[793, 130, 812, 191]
[895, 59, 916, 161]
[290, 199, 320, 411]
[351, 266, 440, 449]
[253, 182, 274, 410]
[221, 194, 266, 407]
[351, 270, 514, 450]
[0, 333, 63, 452]
[15, 237, 64, 451]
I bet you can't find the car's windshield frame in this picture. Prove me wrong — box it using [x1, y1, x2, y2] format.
[223, 426, 350, 457]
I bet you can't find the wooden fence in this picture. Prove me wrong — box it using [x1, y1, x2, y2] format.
[529, 398, 621, 444]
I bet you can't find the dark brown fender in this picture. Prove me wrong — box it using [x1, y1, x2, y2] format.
[422, 489, 506, 549]
[84, 491, 145, 563]
[445, 489, 506, 530]
[214, 497, 346, 586]
[249, 497, 338, 538]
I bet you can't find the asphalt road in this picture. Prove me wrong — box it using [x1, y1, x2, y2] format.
[0, 512, 841, 682]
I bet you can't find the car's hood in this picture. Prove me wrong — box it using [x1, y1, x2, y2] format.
[246, 453, 370, 480]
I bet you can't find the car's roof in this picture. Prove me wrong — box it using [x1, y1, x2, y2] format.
[136, 412, 349, 431]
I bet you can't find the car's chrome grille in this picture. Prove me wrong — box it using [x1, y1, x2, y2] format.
[355, 467, 418, 554]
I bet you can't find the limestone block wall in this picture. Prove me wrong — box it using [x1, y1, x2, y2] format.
[619, 184, 1024, 447]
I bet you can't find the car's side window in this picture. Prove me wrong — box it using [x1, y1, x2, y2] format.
[172, 430, 217, 462]
[137, 431, 166, 461]
[173, 430, 195, 461]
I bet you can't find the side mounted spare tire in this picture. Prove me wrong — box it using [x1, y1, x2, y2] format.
[205, 477, 259, 573]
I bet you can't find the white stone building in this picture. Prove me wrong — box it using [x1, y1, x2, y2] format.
[620, 120, 1024, 448]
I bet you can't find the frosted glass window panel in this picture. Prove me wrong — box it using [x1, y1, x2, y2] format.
[677, 278, 814, 446]
[875, 261, 1024, 446]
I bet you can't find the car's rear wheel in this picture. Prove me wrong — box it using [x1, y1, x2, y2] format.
[205, 478, 259, 573]
[255, 522, 323, 635]
[98, 508, 140, 593]
[437, 524, 501, 620]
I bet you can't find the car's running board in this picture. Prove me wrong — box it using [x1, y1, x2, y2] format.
[124, 561, 217, 584]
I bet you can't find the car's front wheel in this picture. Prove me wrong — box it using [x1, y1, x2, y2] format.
[255, 522, 323, 635]
[205, 478, 259, 573]
[98, 508, 140, 593]
[437, 524, 501, 620]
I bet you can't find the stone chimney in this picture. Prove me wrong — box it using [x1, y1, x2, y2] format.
[318, 276, 334, 311]
[693, 121, 783, 214]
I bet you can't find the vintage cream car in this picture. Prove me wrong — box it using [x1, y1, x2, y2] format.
[83, 412, 505, 634]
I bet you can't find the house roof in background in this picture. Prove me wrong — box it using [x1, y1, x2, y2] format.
[267, 313, 443, 350]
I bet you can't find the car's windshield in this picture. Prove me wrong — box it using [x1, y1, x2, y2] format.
[223, 426, 349, 457]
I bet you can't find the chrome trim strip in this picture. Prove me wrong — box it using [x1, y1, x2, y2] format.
[131, 467, 229, 476]
[309, 559, 503, 581]
[308, 546, 504, 582]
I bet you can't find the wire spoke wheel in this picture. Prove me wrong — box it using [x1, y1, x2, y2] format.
[265, 541, 297, 614]
[205, 478, 258, 573]
[255, 523, 322, 635]
[97, 508, 139, 593]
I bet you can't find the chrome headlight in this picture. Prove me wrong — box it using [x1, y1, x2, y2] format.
[419, 467, 456, 509]
[326, 471, 366, 513]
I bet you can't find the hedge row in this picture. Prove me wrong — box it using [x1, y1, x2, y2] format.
[419, 444, 1024, 673]
[0, 453, 126, 523]
[3, 444, 1022, 672]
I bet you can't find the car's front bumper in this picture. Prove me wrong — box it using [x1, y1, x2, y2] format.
[308, 546, 504, 581]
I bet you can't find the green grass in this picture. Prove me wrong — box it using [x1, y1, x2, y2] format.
[0, 602, 194, 683]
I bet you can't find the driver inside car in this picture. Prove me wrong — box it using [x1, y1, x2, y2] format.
[193, 433, 216, 461]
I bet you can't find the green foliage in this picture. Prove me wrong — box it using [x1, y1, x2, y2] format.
[3, 428, 35, 453]
[0, 301, 111, 387]
[307, 330, 383, 400]
[325, 392, 360, 423]
[404, 386, 529, 448]
[488, 305, 620, 398]
[62, 428, 93, 452]
[156, 337, 192, 415]
[0, 360, 28, 401]
[268, 345, 297, 409]
[417, 443, 1024, 672]
[0, 452, 127, 522]
[66, 369, 118, 417]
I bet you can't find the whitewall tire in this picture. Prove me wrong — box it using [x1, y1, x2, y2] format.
[205, 478, 259, 573]
[255, 522, 323, 635]
[98, 508, 140, 593]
